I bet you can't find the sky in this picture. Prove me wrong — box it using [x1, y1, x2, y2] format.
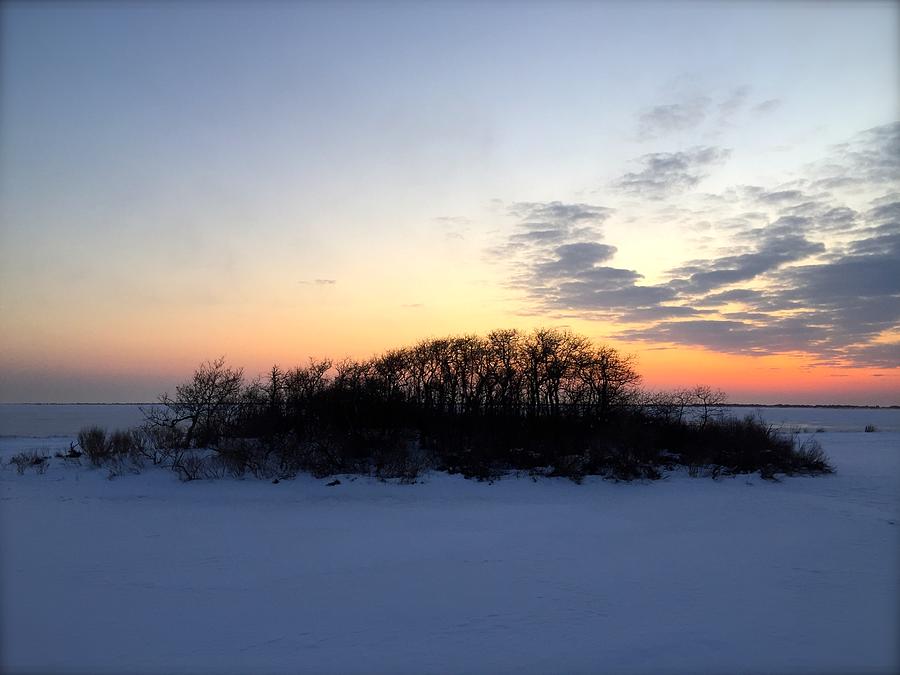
[0, 0, 898, 404]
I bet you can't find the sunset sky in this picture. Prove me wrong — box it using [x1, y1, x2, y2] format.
[1, 1, 898, 404]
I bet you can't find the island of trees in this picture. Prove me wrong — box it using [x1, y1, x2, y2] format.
[71, 328, 832, 483]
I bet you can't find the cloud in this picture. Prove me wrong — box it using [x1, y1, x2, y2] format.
[669, 232, 825, 295]
[638, 96, 711, 139]
[619, 305, 709, 321]
[843, 122, 900, 184]
[672, 127, 900, 365]
[819, 206, 858, 229]
[509, 201, 614, 228]
[756, 189, 806, 204]
[846, 232, 900, 257]
[552, 280, 676, 311]
[865, 199, 900, 226]
[621, 229, 899, 361]
[617, 316, 826, 355]
[613, 146, 731, 198]
[781, 234, 900, 304]
[487, 122, 900, 368]
[778, 241, 900, 333]
[752, 98, 781, 115]
[812, 122, 900, 189]
[849, 341, 900, 369]
[695, 288, 765, 306]
[638, 86, 782, 139]
[535, 242, 618, 278]
[717, 86, 751, 119]
[490, 201, 678, 318]
[638, 86, 772, 138]
[487, 201, 615, 261]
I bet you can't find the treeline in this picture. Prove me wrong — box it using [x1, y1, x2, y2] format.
[72, 328, 832, 483]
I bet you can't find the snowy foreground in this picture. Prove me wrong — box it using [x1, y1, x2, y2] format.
[1, 408, 898, 674]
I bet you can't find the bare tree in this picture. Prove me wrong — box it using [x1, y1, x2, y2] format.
[569, 345, 641, 419]
[144, 357, 244, 448]
[483, 329, 524, 416]
[691, 385, 727, 429]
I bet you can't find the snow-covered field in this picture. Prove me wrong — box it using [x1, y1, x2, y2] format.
[1, 407, 898, 674]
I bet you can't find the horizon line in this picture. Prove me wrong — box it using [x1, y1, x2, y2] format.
[2, 402, 898, 409]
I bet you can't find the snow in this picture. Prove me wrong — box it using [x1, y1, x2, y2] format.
[1, 409, 898, 674]
[0, 404, 152, 438]
[723, 406, 900, 433]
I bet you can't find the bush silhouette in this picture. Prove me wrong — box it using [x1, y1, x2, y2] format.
[76, 328, 834, 482]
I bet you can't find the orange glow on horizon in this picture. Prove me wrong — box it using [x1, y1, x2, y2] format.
[628, 344, 899, 404]
[4, 313, 896, 405]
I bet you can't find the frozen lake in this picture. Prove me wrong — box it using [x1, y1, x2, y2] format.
[0, 404, 153, 437]
[1, 405, 898, 674]
[719, 405, 900, 433]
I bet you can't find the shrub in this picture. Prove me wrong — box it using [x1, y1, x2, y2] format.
[215, 436, 314, 480]
[106, 453, 144, 480]
[300, 436, 347, 478]
[790, 437, 834, 475]
[133, 423, 182, 466]
[78, 426, 109, 466]
[172, 452, 223, 481]
[107, 430, 134, 456]
[372, 441, 430, 483]
[864, 424, 878, 433]
[216, 438, 253, 478]
[141, 422, 184, 453]
[601, 447, 662, 481]
[9, 450, 49, 475]
[54, 442, 83, 462]
[77, 426, 149, 472]
[550, 453, 589, 483]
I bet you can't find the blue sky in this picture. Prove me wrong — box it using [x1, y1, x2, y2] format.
[1, 1, 898, 402]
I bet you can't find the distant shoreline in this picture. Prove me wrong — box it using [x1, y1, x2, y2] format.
[1, 402, 898, 409]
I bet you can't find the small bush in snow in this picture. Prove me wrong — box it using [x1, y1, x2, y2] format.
[140, 422, 184, 457]
[106, 453, 144, 480]
[372, 441, 430, 483]
[107, 430, 134, 456]
[77, 426, 148, 473]
[864, 424, 878, 433]
[54, 443, 83, 463]
[78, 426, 109, 466]
[791, 437, 834, 475]
[549, 453, 589, 483]
[9, 450, 49, 475]
[172, 452, 225, 481]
